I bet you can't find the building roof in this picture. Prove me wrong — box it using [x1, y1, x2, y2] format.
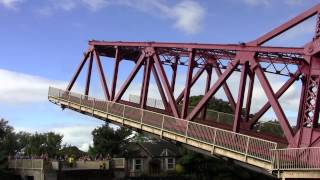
[127, 140, 180, 158]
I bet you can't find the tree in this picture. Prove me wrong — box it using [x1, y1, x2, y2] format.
[0, 119, 18, 179]
[59, 145, 85, 158]
[130, 132, 154, 143]
[89, 123, 132, 157]
[177, 147, 273, 180]
[21, 132, 63, 158]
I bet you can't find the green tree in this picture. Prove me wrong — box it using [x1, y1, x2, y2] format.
[130, 132, 154, 143]
[20, 131, 63, 158]
[0, 119, 18, 179]
[59, 145, 85, 158]
[89, 123, 132, 157]
[178, 147, 273, 180]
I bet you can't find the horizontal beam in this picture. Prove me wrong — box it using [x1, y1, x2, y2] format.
[89, 41, 304, 54]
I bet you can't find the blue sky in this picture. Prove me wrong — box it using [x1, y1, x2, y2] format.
[0, 0, 319, 151]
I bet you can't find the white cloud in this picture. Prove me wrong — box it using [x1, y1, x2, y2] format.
[15, 124, 101, 152]
[82, 0, 109, 11]
[240, 0, 306, 7]
[0, 0, 24, 10]
[53, 0, 77, 11]
[0, 69, 67, 104]
[52, 124, 97, 151]
[36, 0, 78, 16]
[284, 0, 304, 6]
[242, 0, 271, 6]
[171, 1, 205, 34]
[35, 0, 205, 34]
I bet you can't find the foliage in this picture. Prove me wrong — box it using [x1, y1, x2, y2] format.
[0, 119, 17, 178]
[59, 145, 85, 158]
[255, 120, 283, 137]
[177, 147, 273, 180]
[189, 95, 233, 114]
[88, 122, 132, 157]
[21, 132, 63, 157]
[130, 132, 154, 143]
[0, 118, 63, 158]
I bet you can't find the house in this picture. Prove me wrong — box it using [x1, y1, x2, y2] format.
[125, 140, 180, 177]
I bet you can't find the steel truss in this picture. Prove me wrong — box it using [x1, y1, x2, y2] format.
[65, 4, 320, 148]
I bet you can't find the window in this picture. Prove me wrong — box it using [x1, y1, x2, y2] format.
[167, 158, 175, 170]
[134, 159, 142, 171]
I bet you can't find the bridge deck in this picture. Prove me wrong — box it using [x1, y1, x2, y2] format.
[48, 87, 320, 179]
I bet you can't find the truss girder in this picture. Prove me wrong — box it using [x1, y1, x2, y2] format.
[65, 3, 320, 148]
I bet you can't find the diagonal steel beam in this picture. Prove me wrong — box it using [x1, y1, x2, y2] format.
[214, 66, 236, 111]
[248, 71, 301, 128]
[114, 52, 146, 102]
[66, 50, 91, 91]
[151, 65, 169, 111]
[254, 65, 294, 143]
[94, 50, 110, 101]
[249, 4, 319, 45]
[176, 67, 205, 104]
[187, 60, 239, 121]
[153, 53, 179, 117]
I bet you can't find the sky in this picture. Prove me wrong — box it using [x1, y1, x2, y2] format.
[0, 0, 319, 151]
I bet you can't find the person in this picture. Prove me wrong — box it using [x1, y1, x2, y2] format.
[68, 156, 75, 168]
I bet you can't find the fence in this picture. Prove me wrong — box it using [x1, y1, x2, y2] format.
[272, 147, 320, 170]
[49, 87, 278, 164]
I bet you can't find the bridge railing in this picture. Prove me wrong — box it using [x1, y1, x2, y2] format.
[48, 87, 277, 163]
[272, 147, 320, 170]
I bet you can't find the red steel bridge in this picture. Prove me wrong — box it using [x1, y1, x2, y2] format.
[49, 3, 320, 179]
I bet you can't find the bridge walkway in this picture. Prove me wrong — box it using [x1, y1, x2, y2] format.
[48, 87, 320, 179]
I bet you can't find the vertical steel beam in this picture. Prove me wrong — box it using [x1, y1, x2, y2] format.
[201, 65, 212, 121]
[296, 76, 307, 129]
[94, 50, 110, 101]
[244, 70, 255, 122]
[171, 56, 178, 92]
[187, 60, 239, 121]
[114, 52, 146, 102]
[140, 58, 152, 109]
[153, 53, 179, 118]
[66, 50, 90, 91]
[214, 66, 236, 111]
[254, 65, 294, 142]
[181, 50, 195, 118]
[233, 62, 248, 132]
[111, 47, 120, 100]
[151, 65, 169, 110]
[84, 52, 93, 96]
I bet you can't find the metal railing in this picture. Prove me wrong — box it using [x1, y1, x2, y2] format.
[272, 147, 320, 170]
[129, 94, 284, 136]
[8, 159, 44, 170]
[48, 87, 277, 163]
